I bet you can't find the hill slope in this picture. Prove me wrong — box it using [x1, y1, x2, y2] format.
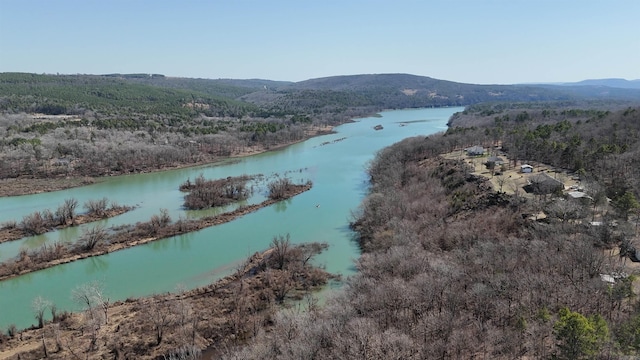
[251, 73, 640, 112]
[0, 72, 257, 118]
[563, 78, 640, 89]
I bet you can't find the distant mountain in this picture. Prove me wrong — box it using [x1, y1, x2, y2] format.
[264, 73, 640, 112]
[2, 72, 640, 119]
[289, 73, 445, 91]
[115, 73, 640, 109]
[212, 78, 293, 90]
[561, 78, 640, 89]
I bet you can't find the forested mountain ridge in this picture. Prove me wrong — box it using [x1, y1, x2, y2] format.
[260, 73, 577, 111]
[560, 78, 640, 89]
[5, 72, 640, 118]
[283, 73, 640, 107]
[0, 72, 258, 118]
[0, 73, 321, 184]
[235, 73, 640, 119]
[106, 74, 294, 99]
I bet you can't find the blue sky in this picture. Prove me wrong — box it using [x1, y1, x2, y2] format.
[1, 0, 638, 84]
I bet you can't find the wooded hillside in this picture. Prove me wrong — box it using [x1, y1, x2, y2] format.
[224, 105, 640, 359]
[3, 72, 640, 187]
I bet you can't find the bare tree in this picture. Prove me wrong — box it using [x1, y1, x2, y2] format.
[57, 198, 78, 224]
[32, 295, 52, 329]
[20, 211, 47, 235]
[270, 234, 291, 270]
[84, 197, 109, 217]
[77, 225, 108, 251]
[174, 286, 198, 348]
[546, 199, 586, 223]
[267, 177, 293, 200]
[297, 242, 329, 267]
[495, 173, 508, 192]
[270, 270, 294, 303]
[149, 208, 172, 234]
[144, 296, 174, 345]
[71, 281, 109, 324]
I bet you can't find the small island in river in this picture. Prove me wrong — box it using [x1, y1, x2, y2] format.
[0, 180, 312, 282]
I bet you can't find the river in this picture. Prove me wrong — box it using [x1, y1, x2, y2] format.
[0, 107, 461, 330]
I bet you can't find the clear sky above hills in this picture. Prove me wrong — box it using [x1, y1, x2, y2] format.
[1, 0, 638, 84]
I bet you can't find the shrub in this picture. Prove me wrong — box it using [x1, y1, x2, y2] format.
[267, 178, 293, 200]
[84, 197, 109, 217]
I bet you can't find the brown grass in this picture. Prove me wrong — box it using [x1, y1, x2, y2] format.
[441, 149, 580, 197]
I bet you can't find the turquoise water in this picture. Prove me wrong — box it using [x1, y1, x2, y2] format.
[0, 107, 460, 329]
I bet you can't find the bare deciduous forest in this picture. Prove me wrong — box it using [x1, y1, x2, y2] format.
[3, 73, 638, 195]
[0, 238, 332, 359]
[3, 72, 640, 359]
[222, 105, 640, 359]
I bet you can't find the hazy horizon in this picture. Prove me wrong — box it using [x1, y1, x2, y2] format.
[3, 71, 639, 87]
[1, 0, 638, 85]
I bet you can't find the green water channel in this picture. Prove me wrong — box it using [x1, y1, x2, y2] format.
[0, 107, 461, 329]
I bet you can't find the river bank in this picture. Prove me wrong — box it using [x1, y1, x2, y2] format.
[0, 126, 334, 198]
[0, 239, 334, 359]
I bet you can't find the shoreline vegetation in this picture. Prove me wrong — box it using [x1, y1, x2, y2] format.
[0, 183, 312, 282]
[180, 174, 254, 210]
[0, 236, 334, 359]
[0, 126, 334, 198]
[0, 201, 134, 244]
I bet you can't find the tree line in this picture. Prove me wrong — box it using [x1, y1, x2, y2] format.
[0, 112, 323, 180]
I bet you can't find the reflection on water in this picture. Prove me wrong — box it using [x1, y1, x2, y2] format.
[274, 198, 292, 213]
[21, 234, 48, 249]
[149, 237, 170, 251]
[55, 225, 82, 244]
[177, 233, 193, 251]
[85, 255, 110, 274]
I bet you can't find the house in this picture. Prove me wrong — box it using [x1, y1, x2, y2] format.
[465, 146, 485, 156]
[520, 164, 533, 173]
[524, 173, 564, 195]
[568, 191, 593, 200]
[486, 156, 505, 167]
